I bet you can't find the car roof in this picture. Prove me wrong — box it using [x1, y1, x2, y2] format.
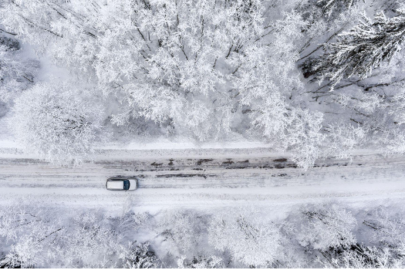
[106, 181, 124, 189]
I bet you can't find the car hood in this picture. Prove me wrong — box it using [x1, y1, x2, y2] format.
[129, 179, 137, 190]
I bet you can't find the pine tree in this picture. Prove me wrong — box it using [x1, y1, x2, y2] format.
[318, 9, 405, 90]
[317, 0, 363, 17]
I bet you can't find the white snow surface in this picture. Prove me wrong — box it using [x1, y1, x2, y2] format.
[98, 138, 274, 150]
[0, 147, 404, 216]
[1, 144, 404, 268]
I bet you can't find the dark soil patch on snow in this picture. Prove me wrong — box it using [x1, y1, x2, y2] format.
[222, 159, 234, 165]
[196, 159, 214, 165]
[151, 162, 163, 167]
[273, 158, 288, 162]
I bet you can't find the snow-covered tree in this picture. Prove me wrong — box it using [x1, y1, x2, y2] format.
[285, 203, 357, 251]
[0, 203, 66, 268]
[320, 243, 403, 268]
[0, 0, 331, 168]
[120, 242, 161, 269]
[156, 210, 209, 255]
[4, 0, 405, 168]
[317, 0, 363, 17]
[0, 201, 156, 268]
[318, 9, 405, 89]
[0, 33, 38, 109]
[177, 255, 224, 268]
[208, 207, 281, 267]
[294, 2, 405, 160]
[0, 253, 23, 269]
[362, 206, 405, 249]
[11, 81, 105, 164]
[321, 246, 405, 269]
[4, 200, 405, 268]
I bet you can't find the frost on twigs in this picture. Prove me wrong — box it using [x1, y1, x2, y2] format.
[0, 37, 38, 106]
[11, 81, 105, 165]
[317, 9, 405, 90]
[318, 205, 405, 268]
[0, 201, 158, 268]
[317, 0, 363, 18]
[121, 241, 161, 269]
[157, 210, 209, 255]
[285, 203, 357, 251]
[3, 201, 405, 267]
[208, 207, 280, 267]
[4, 0, 405, 167]
[0, 253, 24, 269]
[177, 255, 224, 268]
[0, 36, 20, 51]
[319, 244, 403, 268]
[1, 0, 311, 154]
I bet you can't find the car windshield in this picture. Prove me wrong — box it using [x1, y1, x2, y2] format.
[123, 180, 130, 190]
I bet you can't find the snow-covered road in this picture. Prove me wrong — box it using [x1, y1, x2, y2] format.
[1, 148, 405, 213]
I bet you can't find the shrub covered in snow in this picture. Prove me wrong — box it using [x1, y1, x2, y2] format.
[285, 203, 357, 251]
[2, 200, 405, 268]
[11, 81, 105, 163]
[208, 207, 281, 267]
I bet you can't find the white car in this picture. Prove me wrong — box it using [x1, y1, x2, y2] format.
[106, 177, 138, 191]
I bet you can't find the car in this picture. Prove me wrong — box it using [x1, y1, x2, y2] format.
[106, 177, 138, 191]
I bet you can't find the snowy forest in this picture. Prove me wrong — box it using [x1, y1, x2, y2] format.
[1, 0, 405, 167]
[2, 0, 405, 268]
[2, 200, 405, 268]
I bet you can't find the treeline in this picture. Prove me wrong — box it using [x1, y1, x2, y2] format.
[1, 201, 404, 268]
[0, 0, 405, 167]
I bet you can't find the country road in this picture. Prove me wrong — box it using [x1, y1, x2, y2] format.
[1, 148, 405, 212]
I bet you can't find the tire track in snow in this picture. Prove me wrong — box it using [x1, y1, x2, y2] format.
[1, 150, 405, 210]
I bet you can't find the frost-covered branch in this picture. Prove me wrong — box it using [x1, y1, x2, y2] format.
[318, 10, 405, 89]
[317, 0, 363, 17]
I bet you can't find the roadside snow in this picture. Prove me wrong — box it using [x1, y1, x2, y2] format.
[97, 137, 274, 150]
